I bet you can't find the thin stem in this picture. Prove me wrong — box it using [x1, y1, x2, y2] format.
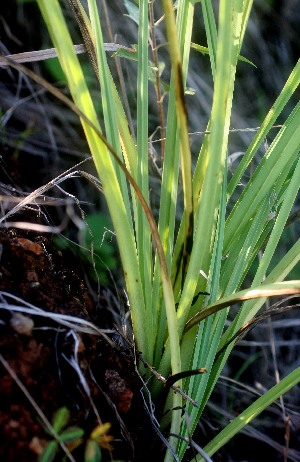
[101, 0, 136, 140]
[149, 0, 165, 158]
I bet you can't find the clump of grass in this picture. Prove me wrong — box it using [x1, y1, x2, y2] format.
[2, 0, 300, 460]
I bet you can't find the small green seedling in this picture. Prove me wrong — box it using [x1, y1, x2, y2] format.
[39, 407, 116, 462]
[84, 422, 115, 462]
[39, 407, 84, 462]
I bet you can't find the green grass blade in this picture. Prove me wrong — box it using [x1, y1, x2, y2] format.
[185, 281, 300, 331]
[201, 0, 217, 78]
[177, 162, 228, 457]
[223, 151, 300, 336]
[136, 0, 153, 360]
[228, 59, 300, 197]
[87, 0, 133, 219]
[160, 0, 195, 454]
[224, 101, 300, 259]
[36, 0, 149, 358]
[152, 0, 196, 369]
[200, 117, 300, 433]
[155, 0, 238, 406]
[220, 198, 269, 296]
[200, 366, 300, 460]
[176, 0, 234, 337]
[162, 0, 193, 229]
[205, 238, 300, 422]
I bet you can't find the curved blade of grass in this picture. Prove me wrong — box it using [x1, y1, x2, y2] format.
[248, 155, 300, 290]
[227, 58, 300, 197]
[219, 140, 300, 303]
[87, 0, 133, 227]
[199, 366, 300, 460]
[175, 0, 235, 345]
[221, 150, 300, 343]
[162, 0, 193, 242]
[135, 0, 153, 360]
[204, 237, 300, 422]
[224, 102, 300, 254]
[87, 0, 155, 359]
[154, 0, 237, 403]
[176, 2, 255, 457]
[152, 0, 196, 369]
[185, 281, 300, 332]
[191, 42, 256, 67]
[197, 128, 300, 442]
[220, 123, 300, 308]
[36, 0, 149, 359]
[220, 197, 270, 296]
[161, 0, 196, 455]
[36, 1, 181, 376]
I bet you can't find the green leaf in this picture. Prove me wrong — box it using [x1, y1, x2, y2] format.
[39, 441, 58, 462]
[112, 44, 138, 61]
[191, 42, 256, 67]
[201, 367, 300, 460]
[59, 426, 85, 442]
[123, 0, 139, 25]
[51, 407, 70, 433]
[84, 440, 102, 462]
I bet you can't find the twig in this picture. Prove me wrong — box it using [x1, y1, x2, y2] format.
[168, 433, 214, 462]
[113, 325, 201, 407]
[216, 299, 300, 359]
[0, 43, 134, 66]
[148, 125, 284, 145]
[0, 291, 114, 343]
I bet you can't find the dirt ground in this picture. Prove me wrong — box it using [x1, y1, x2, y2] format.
[0, 226, 160, 461]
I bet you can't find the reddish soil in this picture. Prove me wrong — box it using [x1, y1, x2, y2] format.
[0, 55, 159, 460]
[0, 228, 156, 461]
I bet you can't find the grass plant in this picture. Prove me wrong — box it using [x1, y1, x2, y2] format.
[4, 0, 300, 459]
